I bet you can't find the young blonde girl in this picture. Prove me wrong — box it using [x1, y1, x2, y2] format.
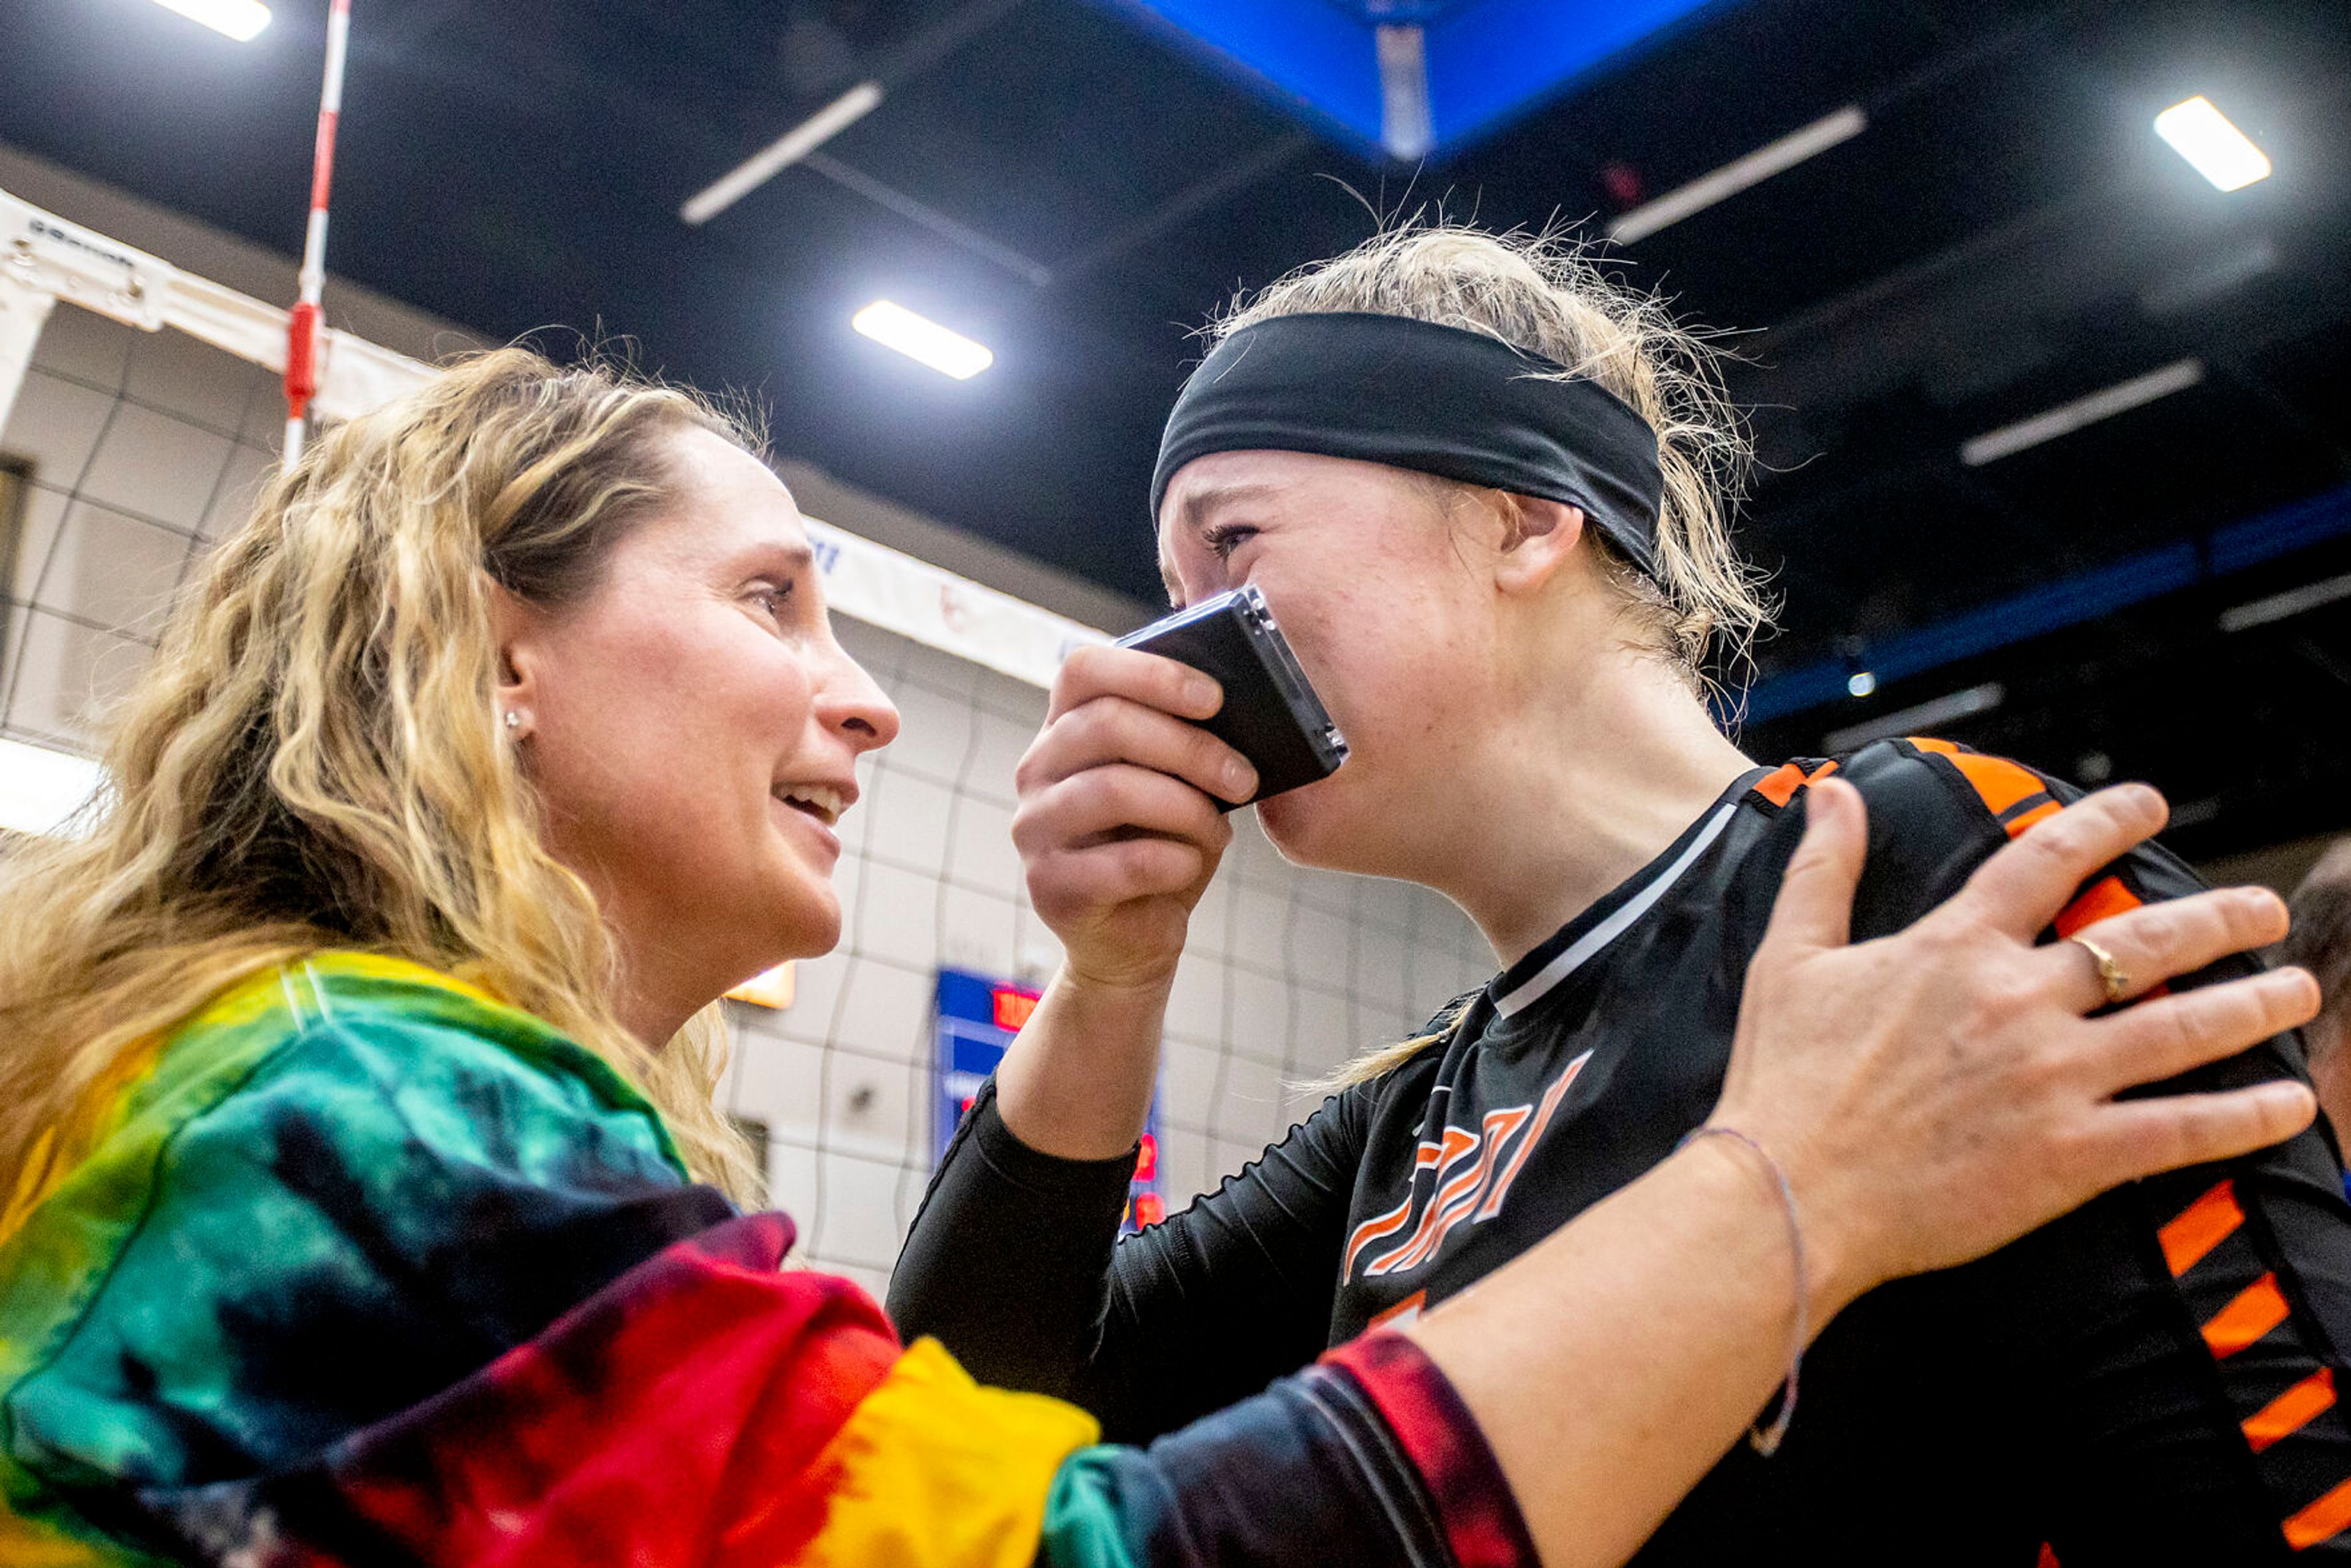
[894, 225, 2345, 1566]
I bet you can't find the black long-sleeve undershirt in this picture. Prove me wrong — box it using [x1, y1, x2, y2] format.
[890, 1070, 1384, 1444]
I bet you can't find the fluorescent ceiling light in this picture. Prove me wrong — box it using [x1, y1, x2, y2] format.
[2156, 97, 2271, 192]
[1608, 106, 1866, 245]
[681, 81, 885, 226]
[852, 300, 993, 380]
[0, 736, 105, 838]
[148, 0, 271, 41]
[2219, 570, 2351, 634]
[1824, 682, 2004, 752]
[1961, 358, 2204, 467]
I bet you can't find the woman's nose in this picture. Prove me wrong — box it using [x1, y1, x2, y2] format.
[820, 645, 900, 752]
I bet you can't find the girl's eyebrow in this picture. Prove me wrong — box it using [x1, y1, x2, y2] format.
[1175, 481, 1279, 533]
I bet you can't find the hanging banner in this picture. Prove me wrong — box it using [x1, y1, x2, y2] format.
[801, 517, 1109, 690]
[934, 966, 1165, 1232]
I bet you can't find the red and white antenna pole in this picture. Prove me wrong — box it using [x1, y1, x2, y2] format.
[284, 0, 350, 463]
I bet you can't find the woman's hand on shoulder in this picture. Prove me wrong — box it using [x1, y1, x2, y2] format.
[1719, 778, 2319, 1311]
[1011, 645, 1258, 992]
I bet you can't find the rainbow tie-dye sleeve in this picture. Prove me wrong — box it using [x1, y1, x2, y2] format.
[0, 956, 1534, 1568]
[149, 1215, 1531, 1568]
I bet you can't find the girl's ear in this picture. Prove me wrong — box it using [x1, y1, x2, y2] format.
[484, 573, 544, 731]
[1492, 495, 1588, 598]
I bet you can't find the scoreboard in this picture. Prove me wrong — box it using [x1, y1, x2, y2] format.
[932, 967, 1166, 1232]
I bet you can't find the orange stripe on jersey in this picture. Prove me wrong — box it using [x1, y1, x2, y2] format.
[1906, 737, 2048, 816]
[1755, 760, 1839, 808]
[2284, 1475, 2351, 1550]
[1753, 763, 1806, 807]
[1474, 1051, 1592, 1221]
[2246, 1367, 2338, 1454]
[1383, 1105, 1531, 1273]
[2004, 799, 2063, 838]
[2057, 876, 2144, 938]
[1342, 1195, 1416, 1283]
[2205, 1273, 2292, 1359]
[1363, 1126, 1482, 1280]
[2160, 1181, 2244, 1277]
[1955, 754, 2048, 816]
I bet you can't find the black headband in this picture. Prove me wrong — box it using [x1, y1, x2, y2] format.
[1150, 312, 1665, 580]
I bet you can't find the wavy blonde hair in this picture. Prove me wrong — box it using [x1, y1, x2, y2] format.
[0, 347, 763, 1204]
[1221, 223, 1774, 1090]
[1208, 222, 1772, 681]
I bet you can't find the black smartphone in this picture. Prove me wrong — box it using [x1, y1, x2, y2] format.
[1114, 584, 1348, 810]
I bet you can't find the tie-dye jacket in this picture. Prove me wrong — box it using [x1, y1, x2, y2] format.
[0, 953, 1534, 1567]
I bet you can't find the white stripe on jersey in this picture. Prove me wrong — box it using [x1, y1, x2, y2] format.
[1494, 800, 1742, 1018]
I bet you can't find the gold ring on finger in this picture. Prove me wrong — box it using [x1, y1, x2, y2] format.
[2068, 933, 2130, 1007]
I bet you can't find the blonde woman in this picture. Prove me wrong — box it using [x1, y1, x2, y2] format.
[0, 348, 2310, 1568]
[893, 227, 2351, 1566]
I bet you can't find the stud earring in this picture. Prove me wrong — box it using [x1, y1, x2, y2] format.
[503, 709, 526, 733]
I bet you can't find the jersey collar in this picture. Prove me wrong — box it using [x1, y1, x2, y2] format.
[1487, 766, 1771, 1018]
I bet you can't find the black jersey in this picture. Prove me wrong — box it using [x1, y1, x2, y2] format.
[892, 738, 2351, 1566]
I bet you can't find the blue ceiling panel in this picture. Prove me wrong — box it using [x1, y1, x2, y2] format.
[1307, 0, 1491, 21]
[1101, 0, 1722, 159]
[1099, 0, 1386, 152]
[1426, 0, 1723, 152]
